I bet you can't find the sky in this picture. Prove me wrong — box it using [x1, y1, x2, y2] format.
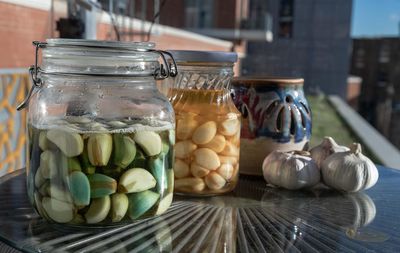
[352, 0, 400, 37]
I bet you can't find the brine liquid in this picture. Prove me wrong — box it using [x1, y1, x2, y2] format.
[168, 88, 241, 195]
[27, 118, 174, 226]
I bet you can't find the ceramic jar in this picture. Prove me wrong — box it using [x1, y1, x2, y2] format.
[231, 77, 312, 175]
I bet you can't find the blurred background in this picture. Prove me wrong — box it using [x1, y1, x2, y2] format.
[0, 0, 399, 174]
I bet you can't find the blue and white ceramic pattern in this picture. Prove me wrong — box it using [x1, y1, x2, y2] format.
[232, 77, 312, 175]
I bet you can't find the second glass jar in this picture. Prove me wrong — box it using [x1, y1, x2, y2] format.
[167, 51, 240, 195]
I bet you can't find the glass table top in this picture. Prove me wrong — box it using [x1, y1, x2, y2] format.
[0, 166, 399, 252]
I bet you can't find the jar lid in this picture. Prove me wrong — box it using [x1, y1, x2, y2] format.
[46, 39, 155, 50]
[17, 40, 178, 110]
[167, 50, 238, 63]
[41, 39, 162, 77]
[232, 76, 304, 86]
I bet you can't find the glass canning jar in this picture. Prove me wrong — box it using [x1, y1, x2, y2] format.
[167, 51, 241, 196]
[19, 39, 177, 226]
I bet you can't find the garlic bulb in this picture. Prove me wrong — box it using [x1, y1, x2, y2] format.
[262, 150, 320, 190]
[321, 143, 379, 192]
[310, 136, 349, 168]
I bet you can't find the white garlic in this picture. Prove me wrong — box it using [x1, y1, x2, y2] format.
[310, 136, 349, 168]
[321, 143, 379, 192]
[262, 150, 320, 190]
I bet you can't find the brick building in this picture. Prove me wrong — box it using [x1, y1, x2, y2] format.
[0, 0, 234, 69]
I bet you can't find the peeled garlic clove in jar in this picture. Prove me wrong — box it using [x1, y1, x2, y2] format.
[193, 148, 220, 170]
[113, 134, 136, 168]
[219, 142, 239, 157]
[68, 171, 90, 206]
[87, 133, 113, 166]
[310, 136, 349, 168]
[218, 114, 240, 136]
[47, 129, 84, 157]
[134, 131, 162, 157]
[205, 172, 226, 190]
[155, 193, 173, 215]
[85, 196, 111, 224]
[175, 140, 197, 159]
[111, 193, 129, 222]
[87, 173, 117, 198]
[190, 162, 210, 178]
[42, 197, 74, 223]
[321, 143, 379, 192]
[128, 190, 160, 220]
[192, 121, 217, 145]
[199, 134, 226, 153]
[174, 178, 206, 192]
[176, 117, 199, 140]
[39, 150, 57, 179]
[262, 150, 320, 190]
[174, 159, 190, 178]
[216, 163, 234, 180]
[118, 168, 156, 193]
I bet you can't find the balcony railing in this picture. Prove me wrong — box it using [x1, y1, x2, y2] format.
[0, 68, 29, 177]
[0, 68, 399, 178]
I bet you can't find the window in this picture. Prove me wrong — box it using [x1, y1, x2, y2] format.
[278, 0, 294, 38]
[355, 48, 365, 69]
[185, 0, 213, 28]
[379, 43, 390, 63]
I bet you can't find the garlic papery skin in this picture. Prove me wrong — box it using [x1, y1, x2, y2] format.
[262, 150, 320, 190]
[321, 143, 379, 192]
[310, 136, 349, 168]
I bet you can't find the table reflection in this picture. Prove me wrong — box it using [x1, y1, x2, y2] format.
[0, 169, 397, 252]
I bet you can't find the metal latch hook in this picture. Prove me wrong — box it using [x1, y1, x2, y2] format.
[17, 41, 46, 111]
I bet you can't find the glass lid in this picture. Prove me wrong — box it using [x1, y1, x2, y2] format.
[41, 39, 160, 77]
[46, 39, 155, 50]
